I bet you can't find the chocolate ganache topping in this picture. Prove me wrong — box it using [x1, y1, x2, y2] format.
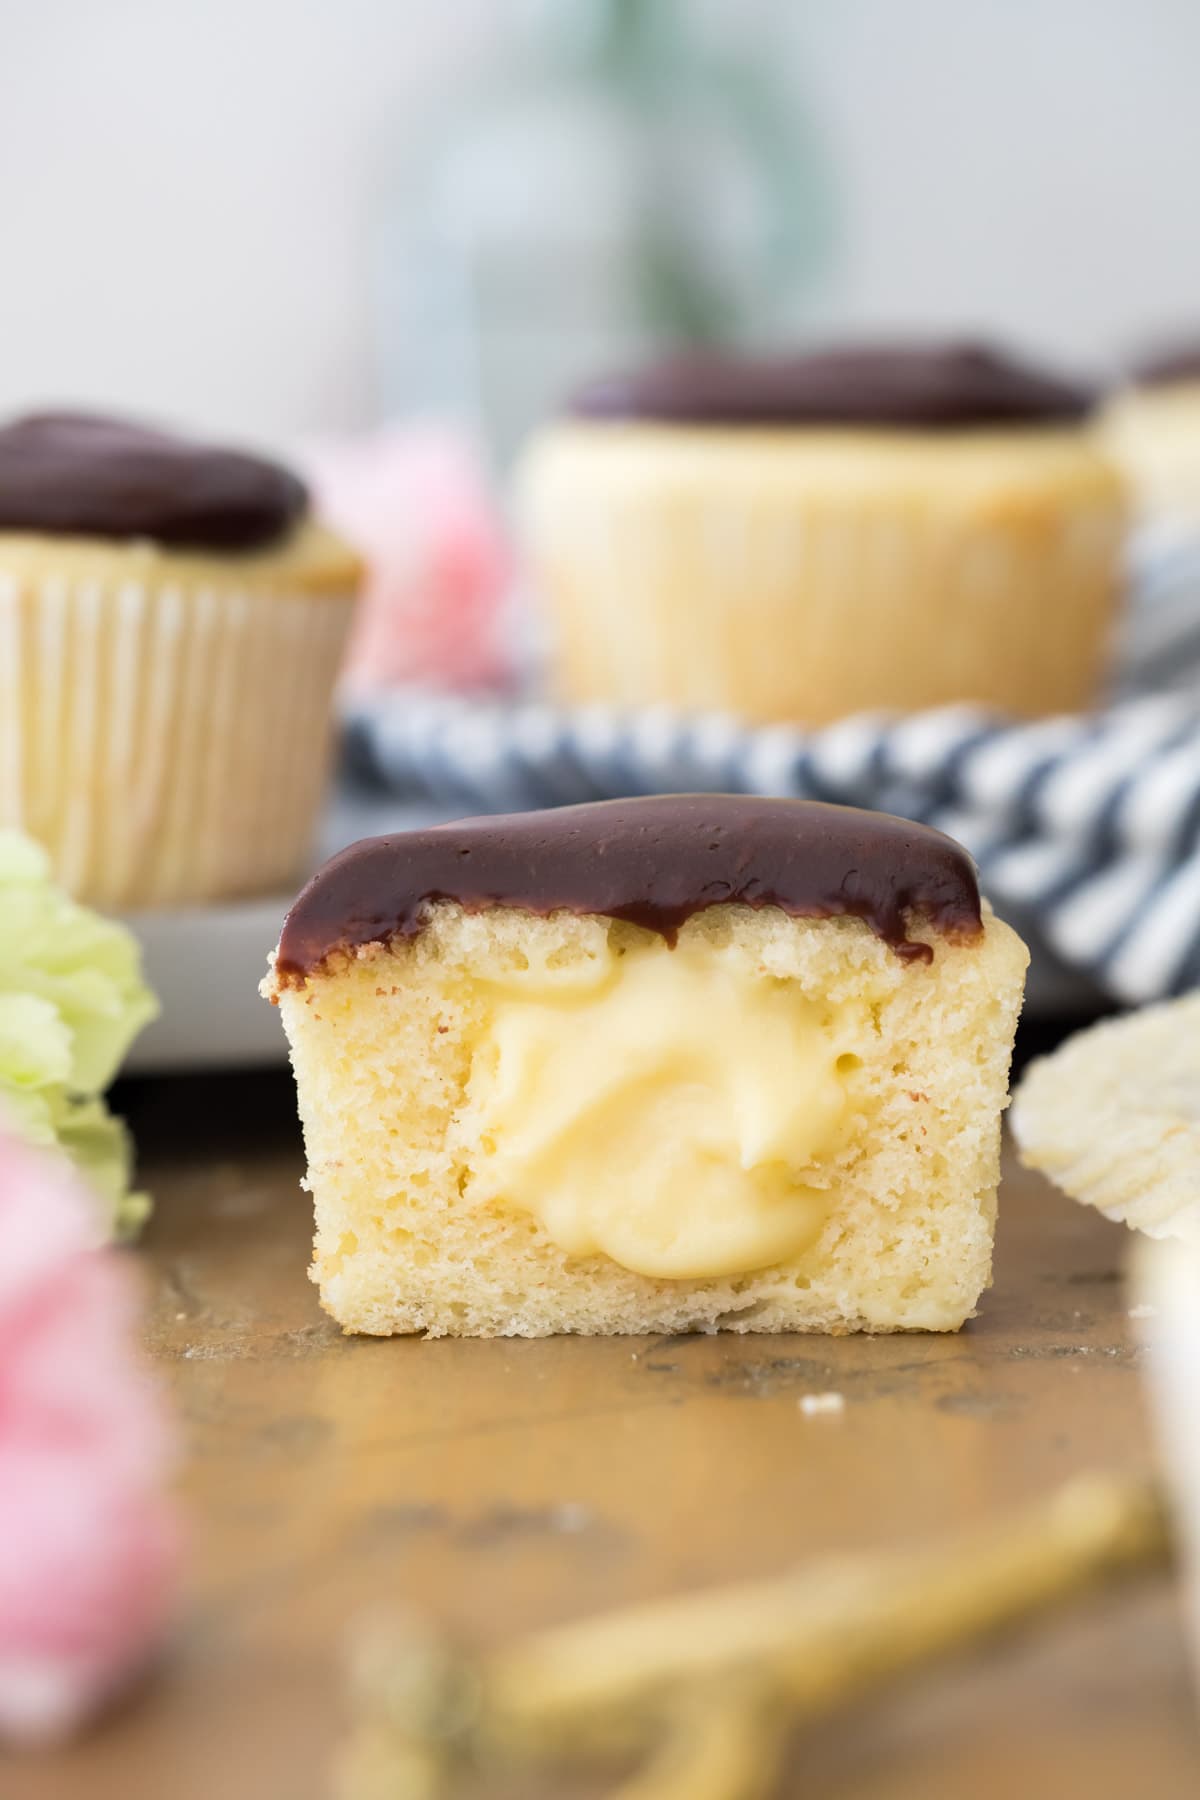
[275, 795, 983, 982]
[0, 411, 308, 550]
[1128, 340, 1200, 389]
[568, 341, 1095, 429]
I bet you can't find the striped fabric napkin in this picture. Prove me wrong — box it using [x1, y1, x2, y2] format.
[341, 528, 1200, 1004]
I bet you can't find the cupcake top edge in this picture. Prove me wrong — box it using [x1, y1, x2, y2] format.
[273, 793, 984, 984]
[565, 341, 1097, 430]
[0, 410, 309, 553]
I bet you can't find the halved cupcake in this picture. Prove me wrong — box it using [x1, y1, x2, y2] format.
[265, 796, 1028, 1337]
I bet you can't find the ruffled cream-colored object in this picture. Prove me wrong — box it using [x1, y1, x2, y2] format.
[1012, 994, 1200, 1244]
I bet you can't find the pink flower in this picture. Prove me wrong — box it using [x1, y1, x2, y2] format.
[0, 1131, 180, 1745]
[307, 425, 514, 694]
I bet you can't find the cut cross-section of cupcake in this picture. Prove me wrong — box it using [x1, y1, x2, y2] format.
[263, 796, 1028, 1338]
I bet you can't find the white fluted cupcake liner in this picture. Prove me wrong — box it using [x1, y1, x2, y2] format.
[0, 567, 352, 907]
[518, 428, 1125, 726]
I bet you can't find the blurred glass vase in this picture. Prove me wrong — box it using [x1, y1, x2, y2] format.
[377, 0, 834, 464]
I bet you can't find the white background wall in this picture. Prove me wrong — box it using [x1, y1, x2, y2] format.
[1, 0, 1198, 446]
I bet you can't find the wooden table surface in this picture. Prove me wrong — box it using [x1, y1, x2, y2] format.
[9, 1060, 1200, 1800]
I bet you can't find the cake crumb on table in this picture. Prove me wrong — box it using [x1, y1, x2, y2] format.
[799, 1391, 845, 1416]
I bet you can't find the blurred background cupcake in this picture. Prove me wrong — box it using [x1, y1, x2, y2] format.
[1103, 339, 1200, 526]
[517, 342, 1126, 725]
[0, 413, 359, 910]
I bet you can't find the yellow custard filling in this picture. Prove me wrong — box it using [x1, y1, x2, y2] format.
[460, 937, 868, 1279]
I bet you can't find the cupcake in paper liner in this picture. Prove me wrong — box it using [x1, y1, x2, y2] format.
[0, 412, 360, 909]
[516, 342, 1126, 728]
[1102, 338, 1200, 525]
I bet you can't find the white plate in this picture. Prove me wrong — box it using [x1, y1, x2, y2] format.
[121, 895, 292, 1074]
[119, 799, 459, 1074]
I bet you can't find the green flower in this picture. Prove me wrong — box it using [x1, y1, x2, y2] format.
[0, 831, 158, 1235]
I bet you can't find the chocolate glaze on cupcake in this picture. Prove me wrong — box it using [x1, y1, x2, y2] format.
[1127, 340, 1200, 389]
[570, 342, 1095, 430]
[0, 412, 307, 549]
[276, 795, 982, 980]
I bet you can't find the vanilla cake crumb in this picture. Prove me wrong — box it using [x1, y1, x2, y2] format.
[265, 898, 1026, 1338]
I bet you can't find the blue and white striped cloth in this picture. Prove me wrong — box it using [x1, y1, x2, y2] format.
[341, 528, 1200, 1005]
